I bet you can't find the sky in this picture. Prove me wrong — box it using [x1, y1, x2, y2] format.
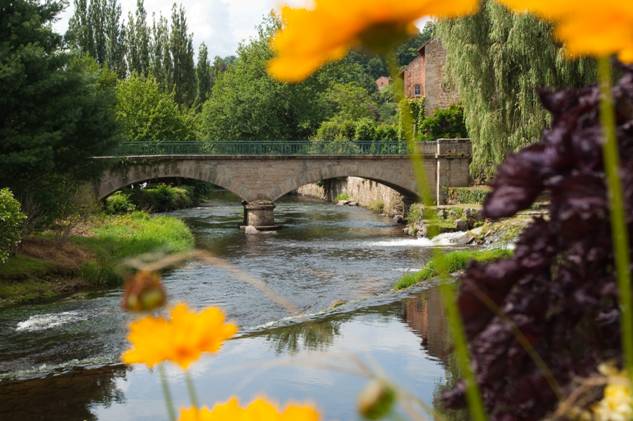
[54, 1, 429, 59]
[53, 0, 304, 58]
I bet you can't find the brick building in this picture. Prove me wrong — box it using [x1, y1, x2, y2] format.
[401, 38, 459, 116]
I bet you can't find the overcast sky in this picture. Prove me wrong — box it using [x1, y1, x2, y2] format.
[53, 0, 304, 58]
[53, 1, 428, 59]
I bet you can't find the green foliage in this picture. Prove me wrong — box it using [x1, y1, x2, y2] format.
[447, 186, 491, 205]
[196, 43, 213, 105]
[126, 0, 151, 76]
[418, 105, 468, 141]
[104, 192, 136, 214]
[437, 1, 595, 180]
[0, 2, 118, 226]
[315, 118, 398, 142]
[394, 248, 512, 289]
[76, 212, 194, 285]
[324, 82, 378, 120]
[115, 75, 194, 141]
[368, 200, 385, 213]
[169, 3, 196, 106]
[0, 189, 27, 264]
[130, 183, 193, 212]
[335, 193, 351, 202]
[354, 118, 378, 141]
[397, 22, 436, 66]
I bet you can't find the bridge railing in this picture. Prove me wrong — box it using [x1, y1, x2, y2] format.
[105, 141, 412, 156]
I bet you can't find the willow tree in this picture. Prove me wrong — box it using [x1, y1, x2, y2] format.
[437, 1, 595, 180]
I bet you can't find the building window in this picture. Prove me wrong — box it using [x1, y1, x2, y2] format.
[414, 84, 421, 96]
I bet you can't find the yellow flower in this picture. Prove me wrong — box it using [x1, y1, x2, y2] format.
[497, 0, 633, 62]
[178, 396, 320, 421]
[267, 0, 479, 82]
[121, 302, 237, 369]
[592, 364, 633, 421]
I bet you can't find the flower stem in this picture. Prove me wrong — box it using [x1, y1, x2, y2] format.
[386, 54, 487, 421]
[159, 364, 177, 421]
[185, 371, 200, 408]
[598, 56, 633, 381]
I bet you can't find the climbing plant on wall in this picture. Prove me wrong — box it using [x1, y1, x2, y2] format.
[436, 0, 595, 181]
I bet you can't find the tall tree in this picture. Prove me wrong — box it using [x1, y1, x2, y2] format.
[88, 0, 106, 64]
[195, 43, 212, 104]
[1, 0, 118, 225]
[66, 0, 94, 56]
[169, 3, 195, 106]
[104, 0, 126, 77]
[150, 13, 170, 88]
[437, 1, 595, 180]
[126, 0, 150, 75]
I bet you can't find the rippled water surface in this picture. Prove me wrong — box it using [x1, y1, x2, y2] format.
[0, 193, 455, 420]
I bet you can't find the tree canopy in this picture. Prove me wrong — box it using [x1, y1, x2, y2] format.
[0, 0, 118, 224]
[437, 1, 595, 180]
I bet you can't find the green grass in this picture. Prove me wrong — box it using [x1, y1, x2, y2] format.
[394, 248, 512, 290]
[335, 193, 351, 201]
[75, 211, 194, 286]
[0, 255, 54, 281]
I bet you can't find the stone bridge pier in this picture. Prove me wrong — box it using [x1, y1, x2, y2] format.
[94, 138, 472, 233]
[242, 200, 278, 231]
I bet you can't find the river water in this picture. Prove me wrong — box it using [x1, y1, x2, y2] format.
[0, 194, 456, 420]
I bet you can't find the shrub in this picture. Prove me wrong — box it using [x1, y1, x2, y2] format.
[354, 118, 377, 140]
[0, 188, 27, 264]
[132, 184, 193, 212]
[442, 67, 633, 419]
[446, 186, 491, 205]
[418, 105, 467, 141]
[375, 124, 398, 141]
[104, 192, 136, 214]
[335, 193, 351, 202]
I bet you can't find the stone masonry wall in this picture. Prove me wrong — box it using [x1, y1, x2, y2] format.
[297, 177, 407, 216]
[423, 39, 459, 116]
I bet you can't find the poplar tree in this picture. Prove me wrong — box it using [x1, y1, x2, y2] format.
[437, 0, 595, 180]
[195, 43, 212, 105]
[104, 0, 126, 77]
[88, 0, 106, 64]
[169, 3, 195, 106]
[66, 0, 94, 56]
[150, 14, 172, 89]
[126, 0, 150, 75]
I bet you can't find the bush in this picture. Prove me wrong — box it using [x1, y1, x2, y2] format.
[446, 186, 491, 205]
[375, 124, 398, 141]
[354, 118, 377, 140]
[335, 193, 351, 202]
[0, 188, 27, 264]
[418, 105, 468, 141]
[443, 67, 633, 419]
[132, 184, 193, 212]
[104, 192, 136, 214]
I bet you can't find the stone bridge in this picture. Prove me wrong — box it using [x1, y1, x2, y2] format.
[94, 139, 471, 230]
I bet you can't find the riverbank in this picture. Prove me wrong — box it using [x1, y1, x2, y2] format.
[0, 212, 194, 307]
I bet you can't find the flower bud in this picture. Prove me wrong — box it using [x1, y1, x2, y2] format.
[121, 271, 167, 312]
[357, 379, 396, 420]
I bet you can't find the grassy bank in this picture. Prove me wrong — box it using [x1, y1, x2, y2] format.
[0, 212, 194, 307]
[394, 248, 512, 290]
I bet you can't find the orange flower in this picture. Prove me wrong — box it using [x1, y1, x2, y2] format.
[497, 0, 633, 62]
[121, 303, 237, 369]
[178, 396, 320, 421]
[268, 0, 479, 82]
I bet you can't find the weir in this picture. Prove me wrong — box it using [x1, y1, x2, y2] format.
[93, 139, 471, 231]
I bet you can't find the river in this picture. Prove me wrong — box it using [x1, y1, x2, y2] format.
[0, 193, 457, 420]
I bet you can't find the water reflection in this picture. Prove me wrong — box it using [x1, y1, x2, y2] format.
[264, 319, 343, 355]
[0, 366, 127, 421]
